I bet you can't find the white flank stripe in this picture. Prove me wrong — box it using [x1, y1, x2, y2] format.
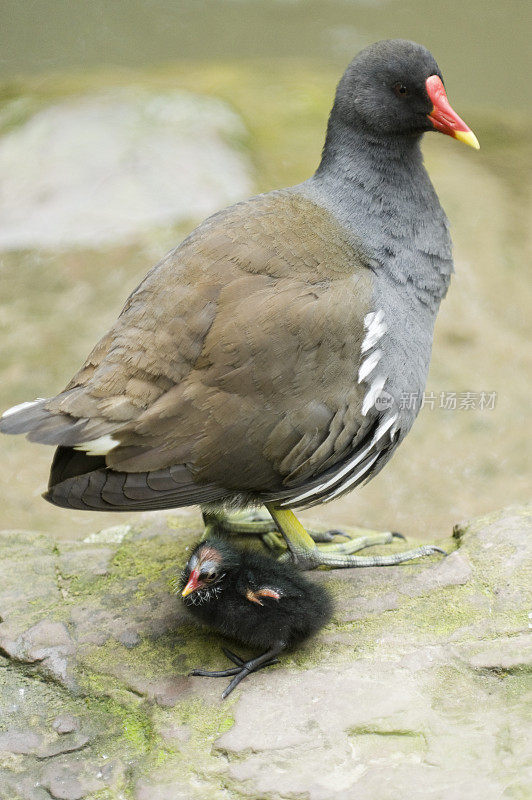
[1, 399, 41, 418]
[373, 412, 398, 443]
[282, 407, 398, 508]
[361, 309, 387, 353]
[281, 438, 376, 507]
[74, 435, 119, 456]
[361, 376, 386, 416]
[358, 348, 382, 383]
[326, 453, 380, 500]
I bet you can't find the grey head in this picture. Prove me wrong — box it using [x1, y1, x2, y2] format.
[330, 39, 442, 142]
[308, 38, 479, 307]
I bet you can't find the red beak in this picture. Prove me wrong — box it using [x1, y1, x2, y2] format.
[182, 568, 201, 597]
[426, 75, 479, 149]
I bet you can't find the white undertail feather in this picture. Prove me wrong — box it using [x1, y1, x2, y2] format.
[74, 435, 120, 456]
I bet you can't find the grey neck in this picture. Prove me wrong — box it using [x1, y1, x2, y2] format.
[316, 116, 426, 191]
[304, 117, 453, 309]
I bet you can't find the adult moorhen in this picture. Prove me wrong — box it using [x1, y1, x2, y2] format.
[1, 40, 478, 569]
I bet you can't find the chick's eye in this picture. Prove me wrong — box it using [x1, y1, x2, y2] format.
[201, 569, 216, 582]
[393, 83, 408, 98]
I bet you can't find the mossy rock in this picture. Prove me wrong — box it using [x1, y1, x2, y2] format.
[0, 505, 530, 798]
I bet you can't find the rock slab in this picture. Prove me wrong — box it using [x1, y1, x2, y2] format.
[0, 506, 530, 799]
[0, 89, 252, 250]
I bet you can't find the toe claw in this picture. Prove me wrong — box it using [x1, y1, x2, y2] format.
[324, 529, 345, 540]
[392, 531, 406, 541]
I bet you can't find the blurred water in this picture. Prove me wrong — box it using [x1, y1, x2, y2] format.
[2, 0, 530, 113]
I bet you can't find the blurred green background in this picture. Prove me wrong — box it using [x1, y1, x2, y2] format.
[0, 0, 530, 541]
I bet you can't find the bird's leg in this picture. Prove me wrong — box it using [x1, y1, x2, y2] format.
[201, 507, 400, 551]
[202, 506, 443, 569]
[202, 508, 285, 552]
[265, 505, 445, 571]
[202, 509, 275, 538]
[221, 647, 280, 670]
[189, 643, 284, 699]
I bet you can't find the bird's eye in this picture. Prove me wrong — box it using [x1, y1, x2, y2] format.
[201, 568, 216, 582]
[393, 83, 409, 98]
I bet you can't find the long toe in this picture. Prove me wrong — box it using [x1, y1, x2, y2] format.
[221, 647, 245, 666]
[221, 648, 279, 670]
[190, 646, 281, 689]
[267, 507, 444, 570]
[276, 532, 419, 567]
[220, 645, 284, 698]
[266, 507, 429, 570]
[307, 525, 396, 544]
[280, 542, 447, 569]
[261, 531, 287, 554]
[189, 666, 241, 678]
[222, 667, 252, 699]
[316, 530, 398, 553]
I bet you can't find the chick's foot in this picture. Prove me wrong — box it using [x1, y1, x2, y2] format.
[189, 644, 284, 699]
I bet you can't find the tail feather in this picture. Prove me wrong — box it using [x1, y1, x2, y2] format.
[2, 400, 229, 512]
[26, 416, 89, 446]
[0, 399, 51, 434]
[1, 396, 117, 446]
[48, 445, 107, 484]
[43, 445, 227, 512]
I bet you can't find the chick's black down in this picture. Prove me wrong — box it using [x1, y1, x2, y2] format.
[180, 539, 333, 651]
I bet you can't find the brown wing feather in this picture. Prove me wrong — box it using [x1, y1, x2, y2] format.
[3, 189, 374, 502]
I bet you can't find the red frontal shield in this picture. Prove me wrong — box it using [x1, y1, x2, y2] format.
[426, 75, 479, 149]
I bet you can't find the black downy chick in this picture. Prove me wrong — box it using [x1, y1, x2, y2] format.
[179, 538, 333, 698]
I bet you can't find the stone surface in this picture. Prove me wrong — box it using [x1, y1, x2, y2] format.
[0, 89, 252, 250]
[0, 506, 530, 799]
[52, 716, 80, 736]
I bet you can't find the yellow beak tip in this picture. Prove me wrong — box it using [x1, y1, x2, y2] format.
[454, 129, 480, 150]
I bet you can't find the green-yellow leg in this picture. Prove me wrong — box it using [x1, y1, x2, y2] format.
[202, 509, 275, 538]
[201, 508, 379, 560]
[202, 508, 398, 549]
[265, 505, 445, 570]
